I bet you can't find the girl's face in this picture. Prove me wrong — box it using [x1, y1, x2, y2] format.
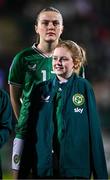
[52, 47, 74, 79]
[35, 11, 63, 43]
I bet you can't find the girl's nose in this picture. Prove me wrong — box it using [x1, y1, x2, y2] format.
[56, 58, 62, 65]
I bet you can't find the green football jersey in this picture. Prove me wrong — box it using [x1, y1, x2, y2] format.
[8, 44, 53, 138]
[8, 44, 53, 95]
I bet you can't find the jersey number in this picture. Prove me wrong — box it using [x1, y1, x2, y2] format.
[41, 70, 54, 81]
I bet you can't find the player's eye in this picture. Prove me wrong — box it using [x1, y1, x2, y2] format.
[42, 21, 49, 26]
[53, 21, 60, 26]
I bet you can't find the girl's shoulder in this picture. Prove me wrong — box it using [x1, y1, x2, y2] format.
[75, 75, 93, 90]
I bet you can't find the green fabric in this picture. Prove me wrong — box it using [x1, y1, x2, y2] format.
[8, 46, 52, 95]
[55, 90, 62, 142]
[8, 45, 53, 138]
[79, 65, 85, 78]
[0, 89, 12, 179]
[22, 74, 108, 178]
[0, 89, 12, 147]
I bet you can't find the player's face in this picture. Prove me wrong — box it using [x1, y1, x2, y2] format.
[52, 47, 74, 79]
[35, 11, 63, 43]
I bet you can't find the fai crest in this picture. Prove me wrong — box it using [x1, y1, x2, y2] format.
[14, 154, 20, 164]
[72, 93, 85, 106]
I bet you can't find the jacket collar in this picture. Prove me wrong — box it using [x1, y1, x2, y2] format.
[52, 73, 77, 89]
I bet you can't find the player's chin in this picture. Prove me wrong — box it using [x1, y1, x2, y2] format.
[45, 36, 56, 42]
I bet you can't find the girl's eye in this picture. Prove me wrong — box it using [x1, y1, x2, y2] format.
[61, 57, 69, 61]
[53, 56, 69, 61]
[53, 57, 58, 61]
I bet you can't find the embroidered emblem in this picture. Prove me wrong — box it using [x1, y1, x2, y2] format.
[72, 93, 85, 106]
[28, 64, 36, 71]
[14, 154, 20, 164]
[41, 95, 50, 102]
[58, 87, 62, 92]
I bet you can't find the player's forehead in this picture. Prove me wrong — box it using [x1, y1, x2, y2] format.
[38, 11, 63, 23]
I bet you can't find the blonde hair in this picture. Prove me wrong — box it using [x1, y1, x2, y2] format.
[56, 40, 87, 75]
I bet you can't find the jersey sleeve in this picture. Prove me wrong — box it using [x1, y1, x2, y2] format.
[8, 52, 25, 87]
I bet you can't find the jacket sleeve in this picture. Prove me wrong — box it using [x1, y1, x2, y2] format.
[86, 84, 108, 179]
[0, 90, 12, 148]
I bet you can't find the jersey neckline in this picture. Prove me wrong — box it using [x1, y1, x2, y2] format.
[32, 43, 52, 58]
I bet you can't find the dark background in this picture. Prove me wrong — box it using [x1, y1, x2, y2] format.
[0, 0, 110, 178]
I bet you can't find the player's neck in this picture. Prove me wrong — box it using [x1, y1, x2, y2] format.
[37, 40, 58, 57]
